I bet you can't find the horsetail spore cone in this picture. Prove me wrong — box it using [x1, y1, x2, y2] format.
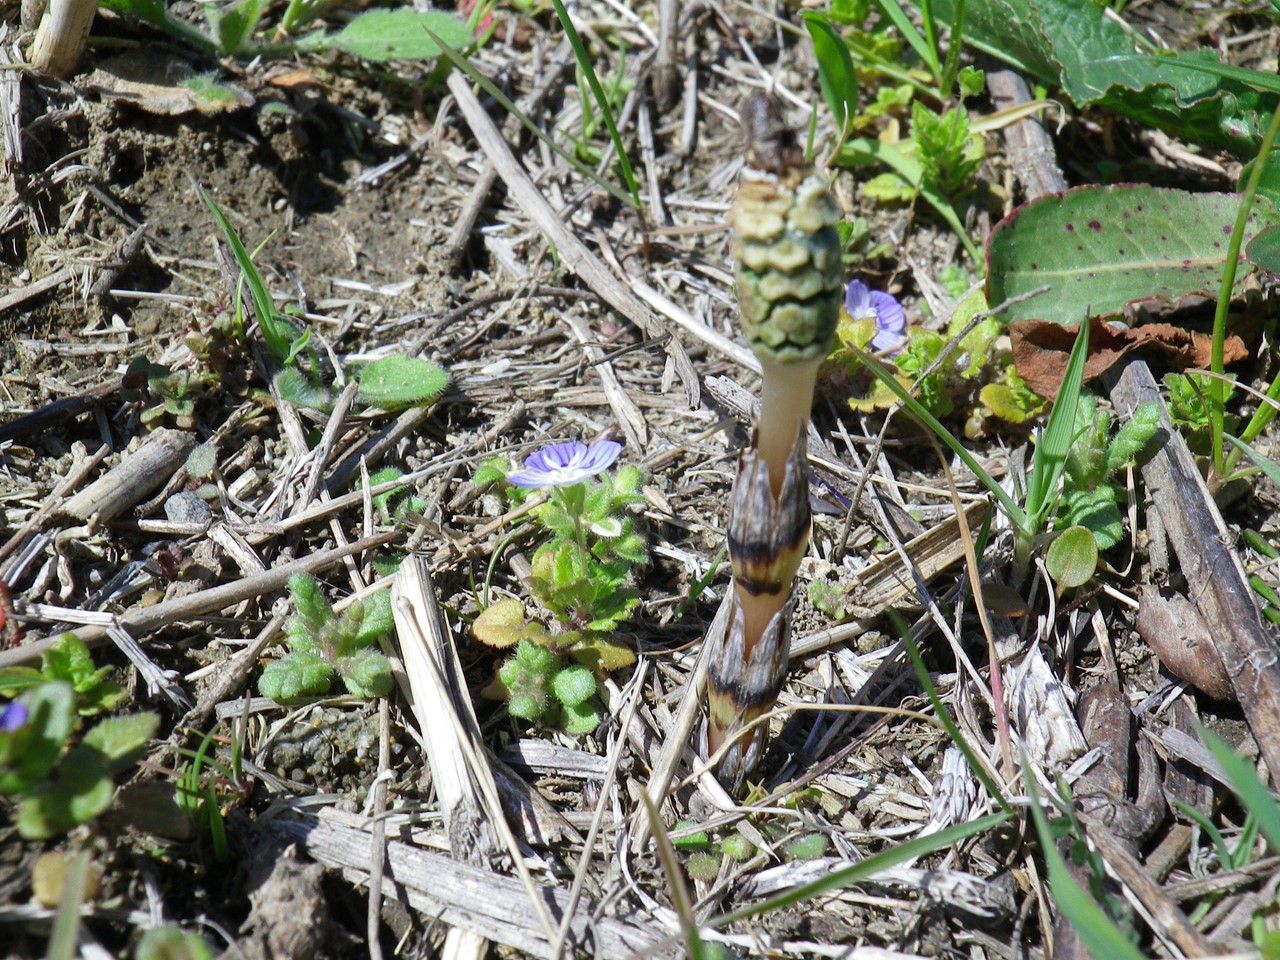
[729, 94, 844, 490]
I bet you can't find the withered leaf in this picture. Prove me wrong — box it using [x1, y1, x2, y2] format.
[1010, 317, 1248, 400]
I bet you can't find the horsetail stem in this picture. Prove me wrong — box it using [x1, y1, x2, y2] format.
[709, 93, 844, 789]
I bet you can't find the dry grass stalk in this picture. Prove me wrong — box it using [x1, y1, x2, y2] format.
[60, 427, 196, 522]
[273, 809, 677, 959]
[29, 0, 96, 78]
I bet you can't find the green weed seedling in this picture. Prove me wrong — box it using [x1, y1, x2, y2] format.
[480, 636, 600, 734]
[0, 637, 158, 839]
[804, 3, 986, 262]
[547, 0, 642, 210]
[568, 54, 633, 167]
[367, 467, 430, 525]
[1045, 395, 1161, 587]
[1165, 373, 1236, 457]
[0, 633, 125, 717]
[851, 317, 1090, 584]
[258, 573, 395, 701]
[672, 823, 758, 883]
[830, 285, 1044, 438]
[472, 441, 648, 733]
[201, 192, 449, 417]
[121, 356, 200, 431]
[174, 725, 248, 862]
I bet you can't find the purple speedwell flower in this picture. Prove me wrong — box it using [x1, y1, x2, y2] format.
[845, 279, 907, 355]
[505, 440, 622, 489]
[0, 700, 27, 734]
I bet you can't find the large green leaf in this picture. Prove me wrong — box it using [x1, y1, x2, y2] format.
[930, 0, 1275, 157]
[309, 10, 473, 61]
[986, 185, 1280, 325]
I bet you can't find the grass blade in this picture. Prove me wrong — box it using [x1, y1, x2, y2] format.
[871, 0, 939, 78]
[1225, 433, 1280, 485]
[1022, 761, 1147, 960]
[938, 0, 967, 97]
[709, 811, 1011, 928]
[1201, 727, 1280, 853]
[200, 189, 299, 367]
[897, 616, 1011, 813]
[641, 793, 706, 960]
[47, 849, 92, 960]
[1023, 318, 1089, 525]
[547, 0, 642, 210]
[847, 342, 1028, 529]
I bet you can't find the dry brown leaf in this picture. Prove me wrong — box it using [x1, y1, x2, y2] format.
[1135, 586, 1233, 701]
[85, 53, 253, 115]
[1010, 317, 1248, 399]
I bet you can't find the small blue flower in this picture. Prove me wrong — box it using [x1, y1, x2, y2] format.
[845, 279, 907, 355]
[0, 700, 27, 734]
[505, 440, 622, 489]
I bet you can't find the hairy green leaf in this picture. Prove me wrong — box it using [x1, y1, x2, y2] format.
[307, 10, 473, 61]
[551, 665, 596, 707]
[357, 356, 448, 411]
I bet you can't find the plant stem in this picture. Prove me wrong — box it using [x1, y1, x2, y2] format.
[1212, 97, 1280, 476]
[757, 357, 821, 499]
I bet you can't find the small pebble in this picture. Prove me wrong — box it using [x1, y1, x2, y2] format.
[164, 492, 212, 525]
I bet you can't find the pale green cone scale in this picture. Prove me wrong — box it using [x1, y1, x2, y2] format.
[731, 166, 843, 363]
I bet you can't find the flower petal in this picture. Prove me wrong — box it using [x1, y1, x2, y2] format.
[503, 440, 623, 489]
[870, 290, 906, 333]
[844, 279, 871, 317]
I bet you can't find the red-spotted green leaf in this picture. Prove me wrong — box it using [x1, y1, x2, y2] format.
[986, 185, 1280, 326]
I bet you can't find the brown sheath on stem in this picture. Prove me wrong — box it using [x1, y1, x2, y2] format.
[707, 424, 810, 789]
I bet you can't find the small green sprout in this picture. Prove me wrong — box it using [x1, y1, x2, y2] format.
[1165, 372, 1237, 456]
[493, 441, 648, 636]
[1046, 395, 1161, 586]
[258, 573, 394, 701]
[912, 101, 986, 199]
[0, 633, 125, 717]
[202, 192, 449, 416]
[367, 466, 429, 524]
[492, 639, 600, 734]
[121, 356, 202, 430]
[784, 833, 830, 860]
[826, 283, 1046, 439]
[670, 824, 757, 880]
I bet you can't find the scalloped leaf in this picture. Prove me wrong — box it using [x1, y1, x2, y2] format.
[987, 185, 1280, 326]
[472, 599, 529, 649]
